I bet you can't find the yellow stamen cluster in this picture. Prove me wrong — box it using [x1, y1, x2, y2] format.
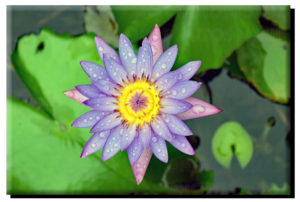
[117, 78, 161, 127]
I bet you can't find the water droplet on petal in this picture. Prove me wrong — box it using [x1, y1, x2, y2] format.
[192, 105, 205, 113]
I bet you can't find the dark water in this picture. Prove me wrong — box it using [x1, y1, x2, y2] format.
[7, 6, 291, 195]
[188, 69, 290, 194]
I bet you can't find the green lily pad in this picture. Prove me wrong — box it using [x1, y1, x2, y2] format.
[236, 31, 290, 103]
[11, 28, 100, 124]
[170, 6, 262, 72]
[212, 121, 253, 169]
[262, 183, 290, 195]
[7, 97, 157, 194]
[84, 6, 119, 48]
[263, 6, 290, 30]
[112, 6, 179, 43]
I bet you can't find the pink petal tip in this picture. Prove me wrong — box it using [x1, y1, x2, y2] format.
[131, 147, 152, 184]
[148, 24, 163, 64]
[64, 89, 88, 104]
[177, 97, 222, 120]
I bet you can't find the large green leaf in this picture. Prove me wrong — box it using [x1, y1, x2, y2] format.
[263, 6, 290, 30]
[236, 31, 290, 103]
[170, 6, 262, 72]
[7, 97, 158, 194]
[112, 6, 179, 43]
[11, 28, 100, 124]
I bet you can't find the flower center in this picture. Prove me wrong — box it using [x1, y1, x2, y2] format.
[117, 78, 160, 127]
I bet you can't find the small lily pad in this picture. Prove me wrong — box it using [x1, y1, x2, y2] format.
[212, 121, 253, 169]
[263, 183, 290, 195]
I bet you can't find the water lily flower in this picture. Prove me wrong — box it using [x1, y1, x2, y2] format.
[65, 24, 221, 184]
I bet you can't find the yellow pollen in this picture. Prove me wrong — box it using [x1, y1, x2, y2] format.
[117, 78, 160, 127]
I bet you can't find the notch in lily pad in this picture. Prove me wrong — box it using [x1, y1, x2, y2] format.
[212, 121, 253, 169]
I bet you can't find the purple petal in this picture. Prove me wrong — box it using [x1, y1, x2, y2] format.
[169, 135, 195, 155]
[91, 79, 121, 96]
[80, 130, 110, 158]
[120, 123, 137, 150]
[119, 34, 137, 78]
[137, 38, 153, 78]
[155, 71, 179, 93]
[160, 98, 192, 114]
[131, 147, 152, 184]
[130, 25, 162, 185]
[150, 135, 168, 163]
[83, 97, 118, 111]
[177, 97, 222, 120]
[75, 84, 103, 98]
[151, 45, 178, 81]
[161, 113, 192, 136]
[102, 128, 121, 161]
[72, 110, 108, 128]
[127, 137, 144, 165]
[80, 61, 110, 81]
[164, 81, 202, 100]
[103, 55, 128, 85]
[90, 112, 122, 133]
[150, 117, 173, 141]
[173, 61, 201, 81]
[95, 36, 121, 64]
[138, 124, 152, 149]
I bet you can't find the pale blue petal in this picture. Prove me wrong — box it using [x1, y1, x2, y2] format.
[91, 79, 121, 96]
[72, 110, 109, 128]
[90, 112, 122, 133]
[83, 97, 118, 111]
[169, 135, 195, 155]
[150, 135, 168, 163]
[120, 123, 137, 150]
[160, 98, 192, 114]
[127, 137, 144, 165]
[80, 61, 110, 81]
[151, 45, 178, 81]
[119, 34, 137, 78]
[75, 84, 102, 98]
[161, 113, 192, 136]
[173, 61, 201, 81]
[164, 81, 201, 100]
[137, 38, 153, 78]
[138, 124, 152, 149]
[103, 54, 128, 85]
[150, 117, 173, 141]
[155, 71, 179, 93]
[80, 130, 110, 158]
[95, 36, 121, 64]
[102, 127, 121, 161]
